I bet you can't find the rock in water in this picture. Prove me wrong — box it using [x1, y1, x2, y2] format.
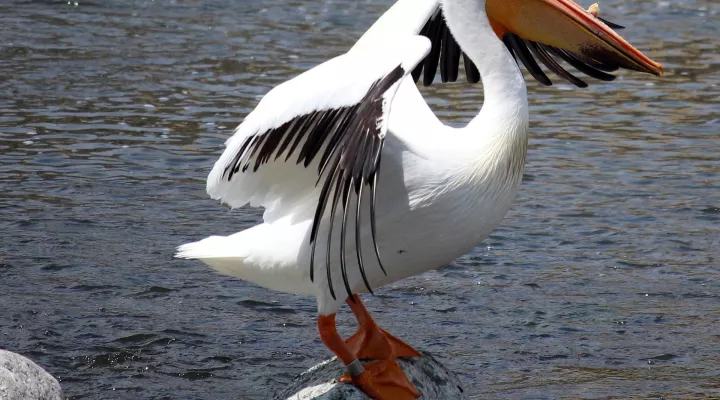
[276, 351, 467, 400]
[0, 349, 63, 400]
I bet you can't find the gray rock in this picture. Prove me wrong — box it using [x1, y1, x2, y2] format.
[0, 349, 63, 400]
[276, 351, 467, 400]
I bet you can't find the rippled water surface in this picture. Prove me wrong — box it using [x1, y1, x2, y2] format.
[1, 0, 719, 399]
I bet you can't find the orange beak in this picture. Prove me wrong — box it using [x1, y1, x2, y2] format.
[486, 0, 664, 76]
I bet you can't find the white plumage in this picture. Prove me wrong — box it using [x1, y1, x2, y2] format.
[177, 0, 534, 316]
[177, 0, 662, 397]
[204, 36, 431, 222]
[176, 0, 664, 311]
[178, 1, 528, 315]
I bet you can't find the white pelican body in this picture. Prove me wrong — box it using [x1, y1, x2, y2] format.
[179, 0, 529, 314]
[177, 0, 662, 397]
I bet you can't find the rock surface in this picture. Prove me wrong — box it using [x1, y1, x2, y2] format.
[0, 349, 63, 400]
[276, 351, 467, 400]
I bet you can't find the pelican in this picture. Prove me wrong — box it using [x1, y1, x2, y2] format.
[177, 0, 663, 398]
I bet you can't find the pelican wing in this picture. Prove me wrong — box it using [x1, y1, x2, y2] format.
[410, 8, 482, 85]
[206, 36, 431, 298]
[355, 0, 631, 88]
[417, 11, 630, 88]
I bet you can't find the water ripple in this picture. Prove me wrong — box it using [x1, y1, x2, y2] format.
[0, 0, 718, 399]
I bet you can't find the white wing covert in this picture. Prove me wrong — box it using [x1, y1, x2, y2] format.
[206, 36, 431, 299]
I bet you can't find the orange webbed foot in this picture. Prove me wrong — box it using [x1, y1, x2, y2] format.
[346, 323, 420, 360]
[340, 359, 420, 400]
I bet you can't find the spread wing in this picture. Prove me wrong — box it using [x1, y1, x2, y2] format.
[206, 36, 432, 299]
[356, 0, 629, 88]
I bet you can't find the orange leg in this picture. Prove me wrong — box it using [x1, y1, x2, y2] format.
[318, 314, 420, 400]
[345, 294, 420, 360]
[318, 314, 356, 365]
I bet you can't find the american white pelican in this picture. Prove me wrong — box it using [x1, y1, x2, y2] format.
[177, 0, 663, 398]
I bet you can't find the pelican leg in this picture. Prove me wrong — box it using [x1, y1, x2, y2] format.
[318, 314, 357, 366]
[345, 294, 420, 360]
[319, 313, 420, 400]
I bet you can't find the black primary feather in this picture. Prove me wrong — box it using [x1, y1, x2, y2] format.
[323, 169, 343, 300]
[423, 13, 444, 86]
[412, 18, 433, 82]
[526, 40, 588, 87]
[410, 7, 630, 88]
[462, 52, 481, 83]
[339, 177, 354, 300]
[545, 46, 617, 81]
[599, 17, 625, 30]
[222, 66, 404, 299]
[504, 33, 552, 86]
[440, 22, 461, 83]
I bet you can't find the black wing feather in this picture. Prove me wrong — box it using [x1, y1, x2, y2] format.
[413, 6, 628, 88]
[545, 46, 617, 82]
[440, 22, 461, 83]
[412, 19, 433, 83]
[525, 40, 588, 88]
[504, 34, 552, 86]
[599, 17, 624, 30]
[422, 13, 444, 86]
[462, 52, 481, 83]
[222, 66, 404, 299]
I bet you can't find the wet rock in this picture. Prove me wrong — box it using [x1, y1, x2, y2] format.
[276, 351, 466, 400]
[0, 349, 63, 400]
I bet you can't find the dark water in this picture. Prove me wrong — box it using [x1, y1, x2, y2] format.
[1, 0, 718, 398]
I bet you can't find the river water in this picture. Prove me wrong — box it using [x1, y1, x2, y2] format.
[1, 0, 718, 399]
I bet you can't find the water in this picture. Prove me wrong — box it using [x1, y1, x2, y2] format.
[1, 0, 718, 398]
